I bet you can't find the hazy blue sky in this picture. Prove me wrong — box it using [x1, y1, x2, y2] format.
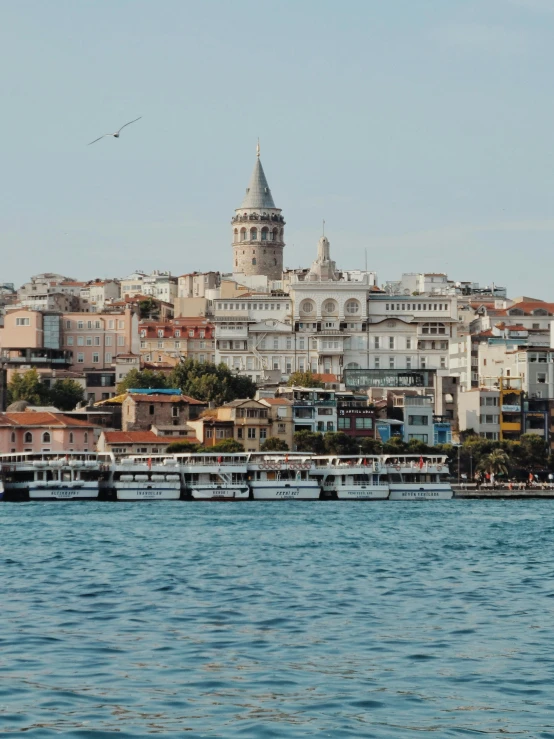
[1, 0, 554, 296]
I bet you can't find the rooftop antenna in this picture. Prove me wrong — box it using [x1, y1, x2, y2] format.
[256, 138, 260, 158]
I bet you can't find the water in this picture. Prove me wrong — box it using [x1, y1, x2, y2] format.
[1, 501, 554, 738]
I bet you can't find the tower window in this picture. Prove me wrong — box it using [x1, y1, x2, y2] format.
[261, 228, 268, 241]
[240, 228, 246, 241]
[250, 227, 257, 240]
[234, 229, 238, 242]
[272, 228, 278, 240]
[252, 258, 257, 265]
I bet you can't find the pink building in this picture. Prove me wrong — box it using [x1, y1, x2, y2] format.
[0, 309, 44, 349]
[61, 308, 139, 371]
[0, 412, 97, 453]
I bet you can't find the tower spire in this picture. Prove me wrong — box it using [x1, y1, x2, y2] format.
[256, 138, 260, 158]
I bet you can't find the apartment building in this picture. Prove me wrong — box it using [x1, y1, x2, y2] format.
[61, 308, 139, 371]
[139, 318, 215, 363]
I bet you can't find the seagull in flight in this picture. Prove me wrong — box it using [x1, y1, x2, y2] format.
[88, 116, 142, 145]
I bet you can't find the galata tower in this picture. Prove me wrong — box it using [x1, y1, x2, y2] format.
[232, 143, 285, 280]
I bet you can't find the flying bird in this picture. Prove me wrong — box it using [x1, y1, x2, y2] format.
[88, 117, 142, 145]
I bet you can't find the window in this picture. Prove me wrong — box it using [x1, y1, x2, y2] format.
[301, 300, 315, 313]
[374, 357, 380, 369]
[440, 356, 446, 369]
[252, 258, 257, 265]
[389, 357, 395, 369]
[409, 434, 428, 443]
[355, 418, 373, 429]
[406, 338, 412, 350]
[92, 353, 99, 363]
[117, 336, 125, 346]
[105, 335, 112, 346]
[69, 432, 74, 444]
[108, 320, 115, 329]
[298, 338, 305, 350]
[77, 353, 84, 363]
[158, 341, 164, 349]
[408, 415, 429, 426]
[94, 336, 100, 346]
[286, 338, 292, 350]
[16, 317, 30, 326]
[78, 321, 84, 329]
[420, 357, 427, 369]
[86, 337, 92, 346]
[118, 321, 124, 329]
[149, 405, 155, 415]
[84, 433, 88, 443]
[389, 337, 394, 349]
[346, 300, 360, 314]
[273, 338, 279, 349]
[67, 336, 74, 346]
[172, 406, 179, 417]
[65, 320, 72, 329]
[77, 336, 84, 346]
[323, 300, 336, 313]
[42, 432, 51, 443]
[374, 337, 380, 349]
[247, 428, 257, 439]
[338, 417, 351, 429]
[260, 428, 267, 441]
[237, 427, 243, 439]
[24, 432, 33, 443]
[406, 357, 412, 369]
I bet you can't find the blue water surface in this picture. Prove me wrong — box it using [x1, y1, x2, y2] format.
[1, 501, 554, 738]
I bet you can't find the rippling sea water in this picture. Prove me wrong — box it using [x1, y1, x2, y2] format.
[1, 501, 554, 738]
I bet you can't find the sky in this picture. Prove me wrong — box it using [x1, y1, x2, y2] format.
[1, 0, 554, 296]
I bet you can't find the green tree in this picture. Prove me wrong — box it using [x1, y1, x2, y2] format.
[407, 438, 430, 454]
[209, 438, 245, 453]
[515, 433, 548, 472]
[138, 298, 158, 319]
[323, 431, 359, 455]
[293, 430, 325, 453]
[49, 379, 85, 411]
[383, 436, 408, 454]
[116, 369, 169, 395]
[7, 369, 50, 406]
[260, 437, 289, 452]
[287, 371, 324, 388]
[166, 440, 202, 453]
[359, 437, 383, 455]
[478, 448, 510, 478]
[169, 359, 256, 405]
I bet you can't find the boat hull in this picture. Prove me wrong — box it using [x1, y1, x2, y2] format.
[250, 482, 320, 500]
[334, 486, 389, 500]
[190, 485, 249, 500]
[115, 485, 181, 501]
[28, 484, 99, 500]
[388, 484, 453, 500]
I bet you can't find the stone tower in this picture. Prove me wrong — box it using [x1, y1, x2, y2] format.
[232, 144, 285, 280]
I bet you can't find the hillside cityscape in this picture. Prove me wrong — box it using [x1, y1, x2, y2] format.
[0, 149, 550, 479]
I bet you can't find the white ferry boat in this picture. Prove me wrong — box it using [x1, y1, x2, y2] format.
[111, 457, 181, 500]
[178, 453, 250, 500]
[384, 454, 453, 500]
[312, 456, 390, 499]
[0, 452, 107, 500]
[248, 454, 320, 499]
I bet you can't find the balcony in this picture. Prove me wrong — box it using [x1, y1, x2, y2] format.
[1, 348, 73, 366]
[501, 420, 521, 431]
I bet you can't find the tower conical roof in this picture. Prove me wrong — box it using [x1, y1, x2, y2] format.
[240, 157, 276, 209]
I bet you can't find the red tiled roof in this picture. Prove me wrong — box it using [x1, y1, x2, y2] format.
[313, 373, 339, 382]
[102, 431, 194, 444]
[261, 398, 293, 405]
[0, 412, 96, 428]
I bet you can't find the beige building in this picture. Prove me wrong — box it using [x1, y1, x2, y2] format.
[216, 398, 272, 452]
[121, 392, 206, 432]
[259, 397, 294, 449]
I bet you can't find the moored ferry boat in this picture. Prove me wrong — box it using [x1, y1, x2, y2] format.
[384, 454, 453, 500]
[0, 452, 107, 500]
[312, 456, 389, 499]
[179, 453, 249, 500]
[248, 454, 320, 499]
[112, 457, 181, 500]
